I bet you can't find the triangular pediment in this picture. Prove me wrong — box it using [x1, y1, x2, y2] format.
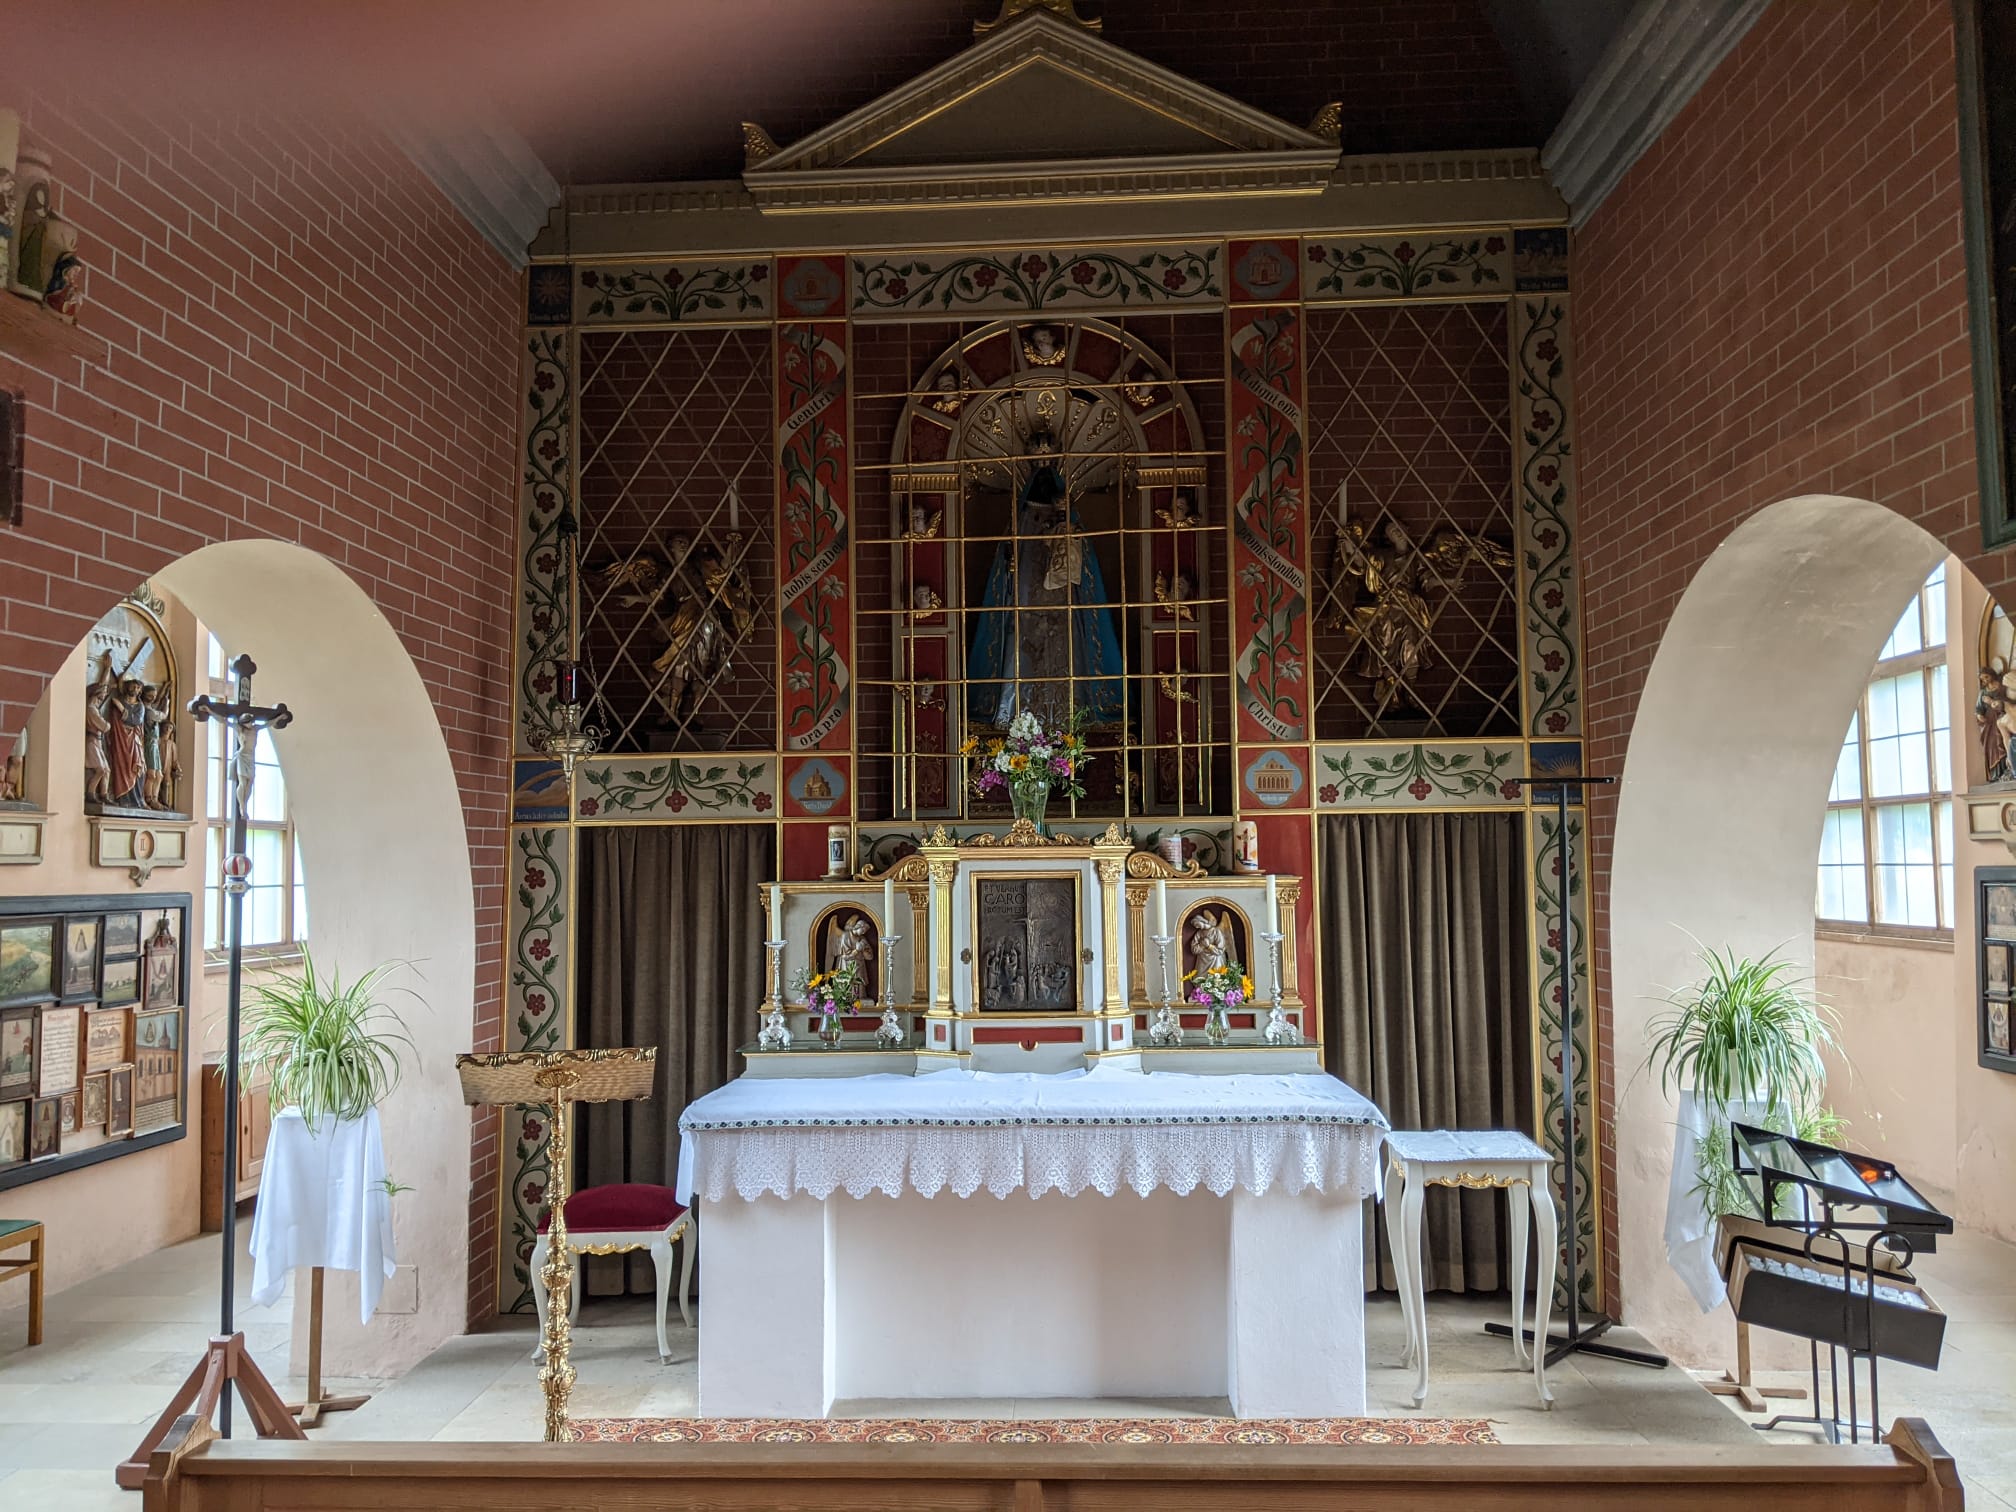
[744, 8, 1337, 211]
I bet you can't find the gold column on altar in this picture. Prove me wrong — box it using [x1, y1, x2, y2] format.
[1093, 833, 1129, 1013]
[922, 832, 958, 1013]
[456, 1047, 656, 1442]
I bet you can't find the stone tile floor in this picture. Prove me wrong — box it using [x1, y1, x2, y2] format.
[1, 1216, 2010, 1508]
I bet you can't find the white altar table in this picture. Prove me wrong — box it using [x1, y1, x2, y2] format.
[676, 1066, 1388, 1418]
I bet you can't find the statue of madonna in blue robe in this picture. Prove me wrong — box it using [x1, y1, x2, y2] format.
[966, 434, 1125, 730]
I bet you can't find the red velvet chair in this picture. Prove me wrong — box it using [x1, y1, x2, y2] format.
[531, 1183, 694, 1362]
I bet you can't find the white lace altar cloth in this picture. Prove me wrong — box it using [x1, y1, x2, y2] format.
[676, 1066, 1389, 1204]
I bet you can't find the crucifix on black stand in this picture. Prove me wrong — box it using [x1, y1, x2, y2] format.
[117, 655, 303, 1489]
[1481, 771, 1668, 1372]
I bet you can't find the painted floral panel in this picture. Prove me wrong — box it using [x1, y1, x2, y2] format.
[1315, 744, 1523, 807]
[575, 756, 777, 819]
[1228, 308, 1309, 743]
[851, 245, 1220, 316]
[778, 324, 852, 751]
[1531, 807, 1600, 1314]
[575, 261, 772, 324]
[1305, 234, 1510, 302]
[516, 333, 571, 754]
[501, 825, 568, 1313]
[1516, 298, 1580, 737]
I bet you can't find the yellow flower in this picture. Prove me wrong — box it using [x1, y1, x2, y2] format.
[1241, 975, 1255, 997]
[960, 736, 979, 755]
[1009, 754, 1028, 771]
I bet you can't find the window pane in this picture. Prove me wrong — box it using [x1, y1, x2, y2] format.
[1931, 664, 1952, 794]
[207, 633, 228, 681]
[1923, 561, 1948, 650]
[247, 826, 285, 880]
[205, 886, 224, 950]
[1817, 809, 1868, 924]
[293, 838, 308, 944]
[1880, 591, 1923, 660]
[246, 884, 285, 947]
[1829, 713, 1862, 802]
[1867, 673, 1930, 796]
[206, 748, 223, 819]
[1873, 801, 1939, 927]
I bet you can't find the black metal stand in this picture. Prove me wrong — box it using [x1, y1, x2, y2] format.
[189, 658, 295, 1435]
[1483, 772, 1669, 1372]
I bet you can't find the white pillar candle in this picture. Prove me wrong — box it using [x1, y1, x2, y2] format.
[1265, 875, 1280, 935]
[1153, 879, 1169, 938]
[768, 883, 783, 941]
[883, 875, 897, 934]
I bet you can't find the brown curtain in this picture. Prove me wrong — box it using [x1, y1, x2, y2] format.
[574, 823, 771, 1294]
[1321, 811, 1532, 1295]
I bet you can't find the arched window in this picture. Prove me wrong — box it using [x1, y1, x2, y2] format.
[1816, 562, 1954, 932]
[202, 633, 308, 954]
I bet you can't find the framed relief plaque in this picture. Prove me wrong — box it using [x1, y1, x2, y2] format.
[971, 873, 1081, 1013]
[1980, 867, 2016, 1075]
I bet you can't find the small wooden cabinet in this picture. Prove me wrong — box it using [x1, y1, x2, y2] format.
[200, 1061, 271, 1232]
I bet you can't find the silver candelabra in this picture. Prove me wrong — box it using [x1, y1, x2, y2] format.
[1148, 933, 1183, 1046]
[758, 937, 791, 1050]
[876, 934, 906, 1048]
[1260, 929, 1298, 1045]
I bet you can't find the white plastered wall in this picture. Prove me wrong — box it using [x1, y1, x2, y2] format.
[1608, 495, 1946, 1365]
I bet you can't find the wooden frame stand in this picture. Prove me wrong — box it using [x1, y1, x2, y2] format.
[1693, 1320, 1807, 1414]
[116, 1332, 304, 1489]
[284, 1267, 370, 1428]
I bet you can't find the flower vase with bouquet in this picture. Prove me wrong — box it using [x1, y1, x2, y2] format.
[1183, 958, 1254, 1048]
[792, 961, 863, 1049]
[961, 708, 1092, 834]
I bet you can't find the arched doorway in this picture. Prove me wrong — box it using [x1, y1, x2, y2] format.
[1607, 495, 1946, 1360]
[4, 541, 475, 1378]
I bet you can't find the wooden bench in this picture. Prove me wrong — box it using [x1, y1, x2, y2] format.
[0, 1217, 42, 1347]
[140, 1413, 1963, 1512]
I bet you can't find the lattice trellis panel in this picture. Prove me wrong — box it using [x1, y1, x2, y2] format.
[1305, 303, 1519, 740]
[576, 327, 777, 753]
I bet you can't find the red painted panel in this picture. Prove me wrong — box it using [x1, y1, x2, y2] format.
[778, 321, 851, 753]
[971, 1026, 1084, 1045]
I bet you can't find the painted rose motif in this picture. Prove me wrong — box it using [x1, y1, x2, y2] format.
[523, 866, 548, 892]
[576, 797, 599, 817]
[1407, 778, 1432, 801]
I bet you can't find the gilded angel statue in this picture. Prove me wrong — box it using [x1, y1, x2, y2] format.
[1321, 517, 1513, 707]
[601, 540, 757, 724]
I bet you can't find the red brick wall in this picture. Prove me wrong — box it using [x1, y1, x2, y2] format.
[1574, 0, 2006, 1308]
[0, 91, 522, 1326]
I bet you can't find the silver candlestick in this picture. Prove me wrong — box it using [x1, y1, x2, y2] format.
[876, 934, 907, 1048]
[1260, 929, 1298, 1045]
[758, 937, 792, 1050]
[1148, 933, 1183, 1046]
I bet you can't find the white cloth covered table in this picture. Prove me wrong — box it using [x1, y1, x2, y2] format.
[681, 1068, 1390, 1419]
[676, 1065, 1388, 1204]
[248, 1107, 396, 1324]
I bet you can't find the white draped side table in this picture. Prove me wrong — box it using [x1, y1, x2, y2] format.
[1382, 1128, 1557, 1409]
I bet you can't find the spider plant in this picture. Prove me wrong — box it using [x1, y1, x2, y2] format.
[241, 952, 416, 1128]
[1644, 946, 1837, 1119]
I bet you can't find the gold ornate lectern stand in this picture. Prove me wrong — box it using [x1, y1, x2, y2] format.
[456, 1047, 656, 1442]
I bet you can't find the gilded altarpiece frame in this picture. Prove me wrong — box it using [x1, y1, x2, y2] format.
[503, 226, 1595, 1315]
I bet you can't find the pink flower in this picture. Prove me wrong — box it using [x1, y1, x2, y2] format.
[972, 265, 1000, 288]
[666, 791, 689, 812]
[1050, 756, 1071, 775]
[1407, 778, 1432, 801]
[529, 938, 552, 961]
[1070, 260, 1097, 286]
[537, 435, 560, 462]
[1021, 255, 1048, 279]
[524, 865, 548, 891]
[1537, 527, 1560, 550]
[884, 277, 910, 300]
[754, 792, 773, 811]
[1547, 927, 1562, 950]
[1500, 780, 1521, 801]
[1546, 712, 1569, 733]
[1533, 410, 1557, 433]
[532, 670, 554, 695]
[521, 1115, 544, 1142]
[1161, 266, 1187, 291]
[522, 1181, 546, 1207]
[1542, 587, 1563, 610]
[1319, 783, 1339, 803]
[524, 991, 548, 1015]
[577, 798, 599, 817]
